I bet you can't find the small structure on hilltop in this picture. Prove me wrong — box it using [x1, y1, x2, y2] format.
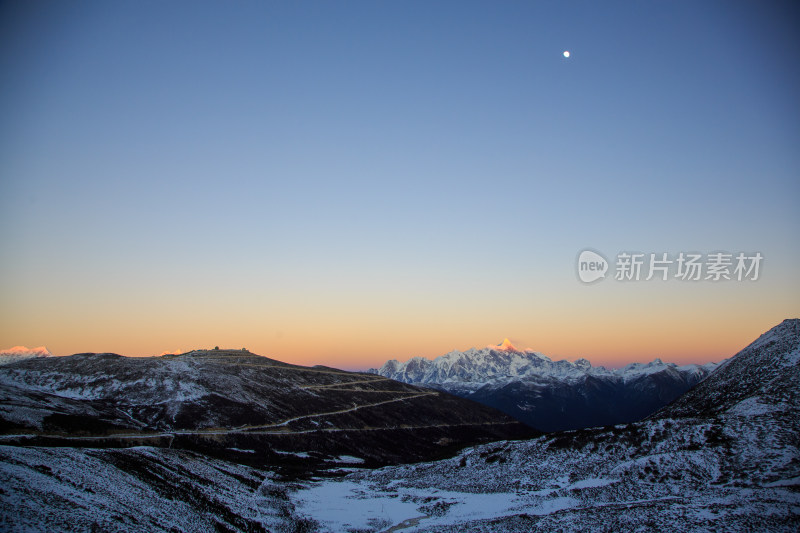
[163, 347, 252, 357]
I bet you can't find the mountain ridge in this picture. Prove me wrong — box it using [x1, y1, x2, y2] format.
[370, 343, 718, 389]
[653, 318, 800, 420]
[369, 342, 720, 431]
[0, 349, 536, 470]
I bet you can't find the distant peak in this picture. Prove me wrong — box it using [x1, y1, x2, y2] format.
[495, 338, 517, 351]
[0, 345, 52, 357]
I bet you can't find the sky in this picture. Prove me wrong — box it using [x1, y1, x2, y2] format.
[1, 0, 798, 370]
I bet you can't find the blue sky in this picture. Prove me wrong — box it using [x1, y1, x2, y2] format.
[1, 1, 798, 367]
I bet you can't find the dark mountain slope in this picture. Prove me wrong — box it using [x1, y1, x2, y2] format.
[0, 349, 535, 470]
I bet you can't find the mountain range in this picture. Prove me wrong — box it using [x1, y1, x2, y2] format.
[369, 339, 719, 431]
[1, 320, 798, 531]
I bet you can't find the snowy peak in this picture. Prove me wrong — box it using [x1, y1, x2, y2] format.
[0, 346, 52, 365]
[369, 339, 728, 431]
[0, 346, 51, 357]
[370, 342, 722, 400]
[406, 344, 564, 387]
[493, 338, 518, 352]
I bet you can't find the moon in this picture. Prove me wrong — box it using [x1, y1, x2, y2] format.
[563, 51, 570, 58]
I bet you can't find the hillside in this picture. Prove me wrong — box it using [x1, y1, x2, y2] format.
[0, 349, 534, 471]
[654, 318, 799, 419]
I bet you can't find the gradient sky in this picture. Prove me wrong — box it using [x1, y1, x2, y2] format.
[1, 1, 798, 370]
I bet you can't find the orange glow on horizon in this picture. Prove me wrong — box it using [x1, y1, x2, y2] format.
[11, 314, 784, 373]
[2, 275, 796, 373]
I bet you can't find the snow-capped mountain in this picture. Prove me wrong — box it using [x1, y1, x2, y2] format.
[372, 338, 713, 389]
[0, 346, 52, 366]
[370, 339, 720, 431]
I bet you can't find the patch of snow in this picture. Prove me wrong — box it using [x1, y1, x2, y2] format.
[273, 450, 311, 458]
[762, 476, 800, 488]
[727, 397, 780, 416]
[333, 455, 365, 464]
[567, 477, 619, 490]
[293, 480, 419, 532]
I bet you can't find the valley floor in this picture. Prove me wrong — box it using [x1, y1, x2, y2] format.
[2, 412, 798, 532]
